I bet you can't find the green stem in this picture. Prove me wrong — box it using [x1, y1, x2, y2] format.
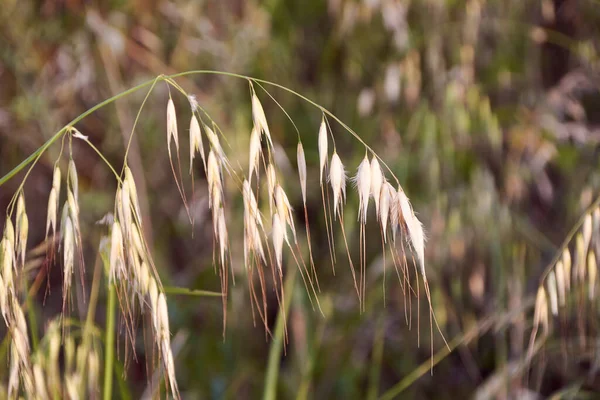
[263, 269, 296, 400]
[103, 281, 116, 400]
[162, 286, 223, 297]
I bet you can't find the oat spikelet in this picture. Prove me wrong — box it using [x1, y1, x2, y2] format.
[109, 221, 124, 283]
[297, 142, 307, 205]
[272, 213, 285, 271]
[248, 127, 262, 183]
[124, 166, 142, 225]
[398, 187, 427, 279]
[167, 98, 179, 154]
[266, 164, 277, 213]
[207, 150, 222, 207]
[204, 124, 225, 162]
[588, 250, 597, 300]
[63, 217, 74, 295]
[46, 188, 58, 240]
[68, 159, 78, 202]
[370, 157, 384, 217]
[533, 286, 549, 334]
[379, 183, 393, 242]
[17, 212, 28, 267]
[251, 93, 273, 148]
[275, 185, 296, 243]
[354, 155, 371, 223]
[318, 118, 328, 185]
[189, 115, 206, 173]
[217, 208, 228, 267]
[329, 152, 346, 218]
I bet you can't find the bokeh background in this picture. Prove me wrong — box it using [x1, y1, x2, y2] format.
[1, 0, 600, 398]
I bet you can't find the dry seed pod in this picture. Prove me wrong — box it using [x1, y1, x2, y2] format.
[297, 142, 307, 205]
[166, 98, 179, 153]
[275, 185, 296, 243]
[355, 155, 371, 223]
[207, 150, 222, 205]
[17, 212, 28, 267]
[583, 213, 592, 252]
[329, 152, 346, 217]
[52, 165, 61, 197]
[318, 118, 328, 185]
[3, 218, 14, 249]
[217, 208, 228, 267]
[575, 233, 585, 283]
[248, 127, 261, 183]
[33, 363, 49, 400]
[204, 124, 224, 161]
[370, 157, 384, 216]
[124, 166, 142, 225]
[109, 221, 124, 283]
[588, 250, 597, 300]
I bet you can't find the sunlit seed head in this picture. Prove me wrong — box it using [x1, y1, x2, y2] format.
[575, 233, 585, 283]
[52, 165, 61, 195]
[67, 190, 79, 235]
[248, 127, 262, 183]
[157, 293, 170, 339]
[33, 363, 49, 400]
[204, 124, 224, 161]
[370, 157, 384, 215]
[167, 98, 179, 153]
[318, 118, 328, 185]
[272, 213, 284, 271]
[329, 152, 346, 218]
[266, 164, 277, 213]
[207, 150, 222, 204]
[3, 218, 14, 249]
[16, 194, 25, 222]
[251, 93, 272, 147]
[354, 155, 371, 223]
[297, 142, 307, 205]
[109, 221, 123, 283]
[63, 217, 74, 291]
[125, 166, 142, 224]
[120, 180, 132, 239]
[17, 212, 28, 267]
[46, 188, 58, 239]
[217, 208, 228, 267]
[68, 159, 78, 202]
[1, 239, 13, 291]
[275, 185, 296, 243]
[189, 115, 204, 173]
[379, 183, 393, 242]
[397, 187, 427, 279]
[583, 213, 592, 251]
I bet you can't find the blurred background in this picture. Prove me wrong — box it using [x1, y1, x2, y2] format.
[1, 0, 600, 398]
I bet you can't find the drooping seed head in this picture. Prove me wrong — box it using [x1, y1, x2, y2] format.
[275, 185, 296, 243]
[4, 217, 15, 249]
[120, 180, 132, 240]
[124, 166, 142, 225]
[52, 165, 61, 196]
[157, 293, 170, 340]
[318, 118, 328, 185]
[575, 233, 585, 283]
[204, 124, 224, 162]
[398, 187, 427, 279]
[329, 152, 346, 218]
[68, 159, 78, 202]
[266, 164, 277, 213]
[547, 271, 558, 316]
[379, 183, 394, 242]
[166, 98, 179, 153]
[297, 142, 307, 205]
[248, 127, 262, 183]
[63, 217, 75, 293]
[370, 157, 384, 215]
[109, 221, 124, 283]
[46, 188, 58, 239]
[33, 362, 49, 400]
[354, 154, 371, 223]
[207, 150, 222, 205]
[583, 213, 592, 252]
[272, 213, 284, 271]
[16, 194, 25, 223]
[189, 115, 206, 173]
[251, 93, 273, 148]
[17, 212, 28, 267]
[217, 208, 228, 267]
[67, 190, 79, 238]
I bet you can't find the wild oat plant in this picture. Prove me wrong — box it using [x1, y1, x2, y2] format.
[0, 71, 446, 398]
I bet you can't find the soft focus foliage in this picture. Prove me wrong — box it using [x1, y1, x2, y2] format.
[1, 0, 600, 398]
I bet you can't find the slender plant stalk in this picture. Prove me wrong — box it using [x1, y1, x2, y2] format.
[263, 268, 297, 400]
[163, 286, 224, 297]
[103, 281, 117, 400]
